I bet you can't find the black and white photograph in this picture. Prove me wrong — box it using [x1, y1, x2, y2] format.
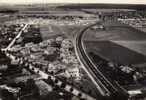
[0, 0, 146, 100]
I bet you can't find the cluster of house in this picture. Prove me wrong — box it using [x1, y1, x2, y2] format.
[59, 38, 81, 80]
[9, 36, 82, 81]
[118, 18, 146, 28]
[5, 17, 95, 27]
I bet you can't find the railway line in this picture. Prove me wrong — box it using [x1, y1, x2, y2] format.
[74, 22, 128, 100]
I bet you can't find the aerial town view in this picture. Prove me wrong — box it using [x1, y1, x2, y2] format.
[0, 3, 146, 100]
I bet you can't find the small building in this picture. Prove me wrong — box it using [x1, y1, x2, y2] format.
[20, 48, 31, 56]
[62, 58, 69, 64]
[39, 40, 49, 48]
[44, 47, 56, 55]
[65, 66, 81, 80]
[61, 39, 73, 49]
[25, 42, 34, 48]
[48, 61, 66, 73]
[0, 65, 8, 71]
[10, 45, 21, 52]
[56, 36, 64, 44]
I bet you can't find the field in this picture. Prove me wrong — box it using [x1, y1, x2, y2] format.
[85, 41, 146, 65]
[112, 40, 146, 56]
[84, 22, 146, 66]
[84, 22, 146, 41]
[40, 23, 84, 40]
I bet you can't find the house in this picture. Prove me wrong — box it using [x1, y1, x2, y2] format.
[47, 61, 66, 73]
[44, 47, 56, 55]
[61, 39, 73, 49]
[65, 66, 81, 80]
[56, 36, 64, 44]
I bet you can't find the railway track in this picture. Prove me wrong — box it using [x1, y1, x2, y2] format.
[74, 22, 128, 99]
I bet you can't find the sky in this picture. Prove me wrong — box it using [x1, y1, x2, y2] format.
[0, 0, 146, 4]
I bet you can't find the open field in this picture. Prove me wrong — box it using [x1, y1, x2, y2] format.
[112, 40, 146, 56]
[58, 4, 146, 10]
[39, 23, 85, 40]
[84, 22, 146, 41]
[85, 41, 146, 65]
[40, 25, 64, 40]
[84, 22, 146, 66]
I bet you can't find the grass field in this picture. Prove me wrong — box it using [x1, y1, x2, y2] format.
[85, 41, 146, 65]
[84, 22, 146, 41]
[40, 25, 64, 40]
[40, 24, 83, 40]
[112, 40, 146, 56]
[84, 22, 146, 66]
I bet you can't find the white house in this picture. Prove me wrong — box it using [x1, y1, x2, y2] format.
[61, 39, 73, 49]
[65, 66, 81, 80]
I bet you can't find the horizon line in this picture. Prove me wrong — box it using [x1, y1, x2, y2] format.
[0, 2, 146, 5]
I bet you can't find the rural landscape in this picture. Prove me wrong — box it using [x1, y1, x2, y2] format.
[0, 3, 146, 100]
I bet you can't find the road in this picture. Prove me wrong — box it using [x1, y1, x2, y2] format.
[2, 24, 28, 51]
[5, 51, 96, 100]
